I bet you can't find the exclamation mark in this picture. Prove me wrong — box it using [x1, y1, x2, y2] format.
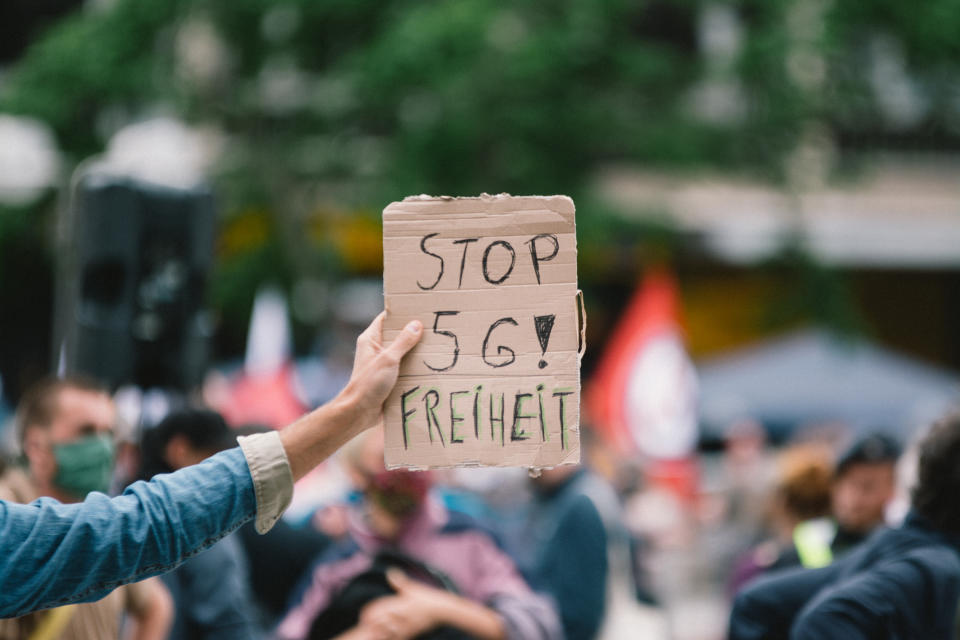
[534, 314, 556, 369]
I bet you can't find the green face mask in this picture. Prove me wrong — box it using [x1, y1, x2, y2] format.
[52, 434, 115, 499]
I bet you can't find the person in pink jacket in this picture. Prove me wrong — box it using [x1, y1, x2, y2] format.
[275, 430, 562, 640]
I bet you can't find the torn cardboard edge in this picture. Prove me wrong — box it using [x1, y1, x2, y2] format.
[400, 192, 571, 202]
[386, 193, 575, 221]
[383, 194, 582, 471]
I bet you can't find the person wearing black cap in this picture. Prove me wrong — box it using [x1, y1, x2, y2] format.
[140, 409, 261, 640]
[729, 414, 960, 639]
[790, 434, 901, 569]
[830, 434, 901, 549]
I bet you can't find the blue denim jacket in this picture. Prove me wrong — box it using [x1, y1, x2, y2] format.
[0, 432, 292, 618]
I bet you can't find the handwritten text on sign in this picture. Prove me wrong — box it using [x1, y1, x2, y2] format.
[382, 195, 580, 469]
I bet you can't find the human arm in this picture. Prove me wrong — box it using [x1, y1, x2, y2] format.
[288, 527, 562, 640]
[0, 447, 259, 618]
[125, 578, 173, 640]
[728, 563, 843, 640]
[280, 313, 422, 482]
[356, 570, 506, 640]
[0, 313, 422, 618]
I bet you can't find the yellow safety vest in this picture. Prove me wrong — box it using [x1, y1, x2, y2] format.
[793, 518, 836, 569]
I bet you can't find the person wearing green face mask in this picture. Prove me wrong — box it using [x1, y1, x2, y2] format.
[0, 377, 174, 640]
[52, 431, 116, 498]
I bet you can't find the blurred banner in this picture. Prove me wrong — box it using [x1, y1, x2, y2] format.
[587, 268, 698, 460]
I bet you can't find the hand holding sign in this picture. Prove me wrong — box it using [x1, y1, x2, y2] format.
[382, 194, 581, 469]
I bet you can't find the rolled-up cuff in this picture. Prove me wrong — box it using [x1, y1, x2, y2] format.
[237, 431, 294, 533]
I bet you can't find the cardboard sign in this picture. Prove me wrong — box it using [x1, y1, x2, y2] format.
[382, 194, 581, 469]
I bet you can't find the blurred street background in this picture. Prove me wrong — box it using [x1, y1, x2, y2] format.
[2, 1, 960, 639]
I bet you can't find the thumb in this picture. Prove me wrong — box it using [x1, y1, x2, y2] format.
[386, 568, 413, 593]
[382, 320, 423, 362]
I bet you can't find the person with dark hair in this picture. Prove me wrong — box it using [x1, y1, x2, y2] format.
[774, 434, 901, 572]
[822, 434, 901, 553]
[140, 409, 261, 640]
[0, 313, 423, 619]
[140, 409, 240, 480]
[732, 434, 901, 595]
[728, 414, 960, 639]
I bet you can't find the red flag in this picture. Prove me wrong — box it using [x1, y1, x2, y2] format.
[586, 269, 698, 459]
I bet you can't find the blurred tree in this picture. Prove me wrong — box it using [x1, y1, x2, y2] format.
[5, 0, 958, 198]
[0, 0, 957, 361]
[0, 0, 84, 64]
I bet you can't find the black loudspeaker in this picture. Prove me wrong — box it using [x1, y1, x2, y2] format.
[58, 174, 216, 390]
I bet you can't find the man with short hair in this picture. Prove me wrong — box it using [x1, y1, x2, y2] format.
[0, 377, 172, 640]
[729, 415, 960, 639]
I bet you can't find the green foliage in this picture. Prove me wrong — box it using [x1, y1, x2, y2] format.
[5, 0, 958, 189]
[2, 0, 957, 354]
[2, 0, 184, 157]
[831, 0, 960, 65]
[0, 0, 705, 197]
[7, 0, 956, 199]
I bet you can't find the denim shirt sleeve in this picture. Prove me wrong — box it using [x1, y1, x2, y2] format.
[0, 431, 293, 619]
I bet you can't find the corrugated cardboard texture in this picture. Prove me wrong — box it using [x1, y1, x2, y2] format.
[382, 194, 581, 469]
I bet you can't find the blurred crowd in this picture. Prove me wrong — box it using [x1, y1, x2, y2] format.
[3, 0, 960, 637]
[3, 352, 959, 640]
[0, 372, 622, 640]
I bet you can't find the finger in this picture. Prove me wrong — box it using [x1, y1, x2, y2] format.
[386, 568, 411, 593]
[381, 321, 422, 362]
[358, 311, 387, 347]
[353, 312, 388, 379]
